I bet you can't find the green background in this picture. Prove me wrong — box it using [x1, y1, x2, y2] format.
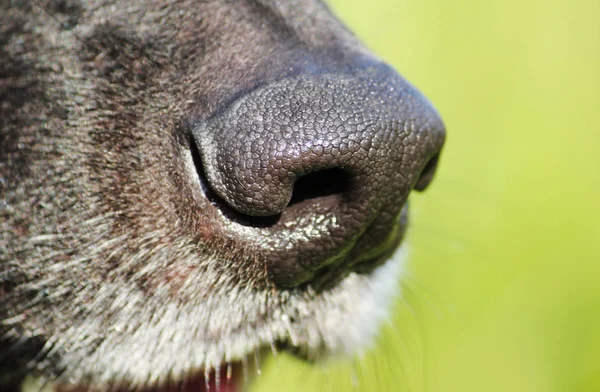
[255, 0, 600, 391]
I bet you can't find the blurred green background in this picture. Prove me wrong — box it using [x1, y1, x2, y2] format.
[255, 0, 600, 391]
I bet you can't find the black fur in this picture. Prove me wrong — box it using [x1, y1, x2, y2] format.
[0, 1, 445, 391]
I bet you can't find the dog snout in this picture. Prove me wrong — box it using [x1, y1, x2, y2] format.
[192, 64, 445, 288]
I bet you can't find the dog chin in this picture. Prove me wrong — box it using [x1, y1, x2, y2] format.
[22, 246, 407, 392]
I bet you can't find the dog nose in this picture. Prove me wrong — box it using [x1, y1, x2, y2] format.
[193, 64, 445, 288]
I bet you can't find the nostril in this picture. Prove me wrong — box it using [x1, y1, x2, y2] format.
[190, 136, 280, 228]
[414, 153, 441, 191]
[288, 168, 350, 209]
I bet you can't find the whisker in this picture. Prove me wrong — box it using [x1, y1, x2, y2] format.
[214, 364, 221, 390]
[349, 358, 360, 389]
[241, 354, 249, 383]
[401, 275, 448, 320]
[267, 329, 278, 357]
[226, 361, 233, 385]
[204, 366, 211, 392]
[253, 347, 262, 376]
[34, 376, 51, 392]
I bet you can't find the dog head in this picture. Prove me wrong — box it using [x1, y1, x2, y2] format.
[0, 1, 445, 391]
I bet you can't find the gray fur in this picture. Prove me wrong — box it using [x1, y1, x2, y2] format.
[0, 1, 445, 391]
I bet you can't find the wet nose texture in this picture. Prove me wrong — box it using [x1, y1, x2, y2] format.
[192, 65, 445, 288]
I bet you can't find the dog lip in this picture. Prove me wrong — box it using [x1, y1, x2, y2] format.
[51, 361, 246, 392]
[164, 363, 245, 392]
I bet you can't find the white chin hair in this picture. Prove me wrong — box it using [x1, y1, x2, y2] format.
[28, 246, 408, 390]
[307, 244, 408, 359]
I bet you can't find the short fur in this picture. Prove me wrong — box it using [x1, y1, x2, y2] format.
[0, 1, 445, 391]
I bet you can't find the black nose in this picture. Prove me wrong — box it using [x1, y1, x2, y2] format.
[193, 64, 445, 288]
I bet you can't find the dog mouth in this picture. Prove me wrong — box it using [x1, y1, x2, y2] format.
[42, 352, 260, 392]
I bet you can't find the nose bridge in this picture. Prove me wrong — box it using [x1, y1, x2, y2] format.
[194, 65, 444, 218]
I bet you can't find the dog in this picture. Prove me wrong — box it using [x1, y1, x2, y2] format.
[0, 1, 445, 391]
